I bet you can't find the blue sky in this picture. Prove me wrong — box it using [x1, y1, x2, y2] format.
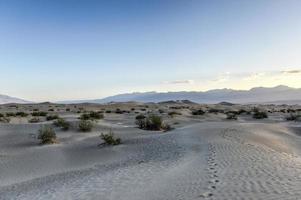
[0, 0, 301, 101]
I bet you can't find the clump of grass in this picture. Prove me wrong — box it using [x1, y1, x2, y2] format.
[208, 108, 224, 114]
[38, 126, 57, 144]
[135, 114, 147, 129]
[80, 111, 104, 120]
[6, 112, 16, 117]
[252, 109, 268, 119]
[286, 113, 301, 121]
[168, 111, 181, 117]
[135, 114, 171, 131]
[16, 112, 29, 117]
[29, 117, 40, 123]
[53, 118, 70, 131]
[192, 109, 205, 115]
[0, 115, 10, 123]
[115, 108, 123, 114]
[78, 119, 93, 132]
[46, 115, 59, 121]
[100, 129, 121, 146]
[32, 111, 48, 117]
[226, 113, 238, 120]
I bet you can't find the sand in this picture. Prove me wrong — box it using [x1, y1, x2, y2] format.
[1, 103, 301, 199]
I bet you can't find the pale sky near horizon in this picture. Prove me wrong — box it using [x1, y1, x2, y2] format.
[0, 0, 301, 102]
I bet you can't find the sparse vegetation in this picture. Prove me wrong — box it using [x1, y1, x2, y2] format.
[29, 117, 40, 123]
[253, 109, 268, 119]
[135, 114, 171, 131]
[0, 115, 10, 123]
[100, 129, 121, 145]
[32, 111, 48, 117]
[80, 111, 104, 120]
[192, 109, 205, 115]
[16, 112, 28, 117]
[168, 111, 181, 117]
[6, 112, 16, 117]
[38, 126, 57, 144]
[286, 113, 301, 121]
[115, 108, 123, 114]
[46, 115, 59, 121]
[135, 114, 147, 129]
[53, 118, 70, 131]
[208, 108, 224, 114]
[78, 119, 93, 132]
[226, 113, 238, 120]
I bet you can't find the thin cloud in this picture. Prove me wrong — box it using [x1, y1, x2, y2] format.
[281, 69, 301, 74]
[162, 80, 194, 84]
[242, 72, 265, 81]
[212, 72, 231, 83]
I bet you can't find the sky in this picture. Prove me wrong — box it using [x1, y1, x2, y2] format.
[0, 0, 301, 102]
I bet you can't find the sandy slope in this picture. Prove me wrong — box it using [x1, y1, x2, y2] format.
[1, 120, 301, 199]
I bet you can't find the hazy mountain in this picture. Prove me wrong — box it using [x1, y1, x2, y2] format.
[59, 85, 301, 104]
[0, 94, 31, 104]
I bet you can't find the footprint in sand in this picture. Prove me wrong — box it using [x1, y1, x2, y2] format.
[199, 191, 213, 198]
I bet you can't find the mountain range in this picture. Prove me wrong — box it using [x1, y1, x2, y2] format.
[1, 85, 301, 105]
[58, 85, 301, 105]
[0, 94, 32, 104]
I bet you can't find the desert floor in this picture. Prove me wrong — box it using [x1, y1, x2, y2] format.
[0, 102, 301, 200]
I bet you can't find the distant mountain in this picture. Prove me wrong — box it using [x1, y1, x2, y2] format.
[0, 94, 31, 104]
[58, 85, 301, 104]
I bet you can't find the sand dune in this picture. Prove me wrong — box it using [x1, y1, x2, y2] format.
[1, 103, 301, 199]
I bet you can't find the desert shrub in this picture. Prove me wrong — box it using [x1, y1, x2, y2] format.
[0, 116, 10, 123]
[66, 108, 70, 112]
[115, 108, 123, 114]
[80, 111, 103, 120]
[237, 109, 247, 115]
[46, 115, 59, 121]
[0, 113, 4, 118]
[105, 110, 112, 113]
[162, 123, 172, 132]
[29, 117, 40, 123]
[33, 108, 39, 111]
[192, 109, 205, 115]
[168, 111, 181, 116]
[78, 119, 93, 132]
[158, 109, 164, 114]
[32, 111, 48, 117]
[48, 108, 54, 111]
[286, 113, 301, 121]
[253, 110, 268, 119]
[53, 118, 70, 130]
[287, 109, 296, 113]
[6, 112, 16, 117]
[89, 111, 104, 119]
[208, 108, 223, 114]
[38, 126, 57, 144]
[100, 130, 121, 145]
[136, 114, 171, 131]
[16, 112, 28, 117]
[135, 114, 146, 129]
[145, 115, 163, 130]
[226, 113, 238, 120]
[131, 108, 135, 111]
